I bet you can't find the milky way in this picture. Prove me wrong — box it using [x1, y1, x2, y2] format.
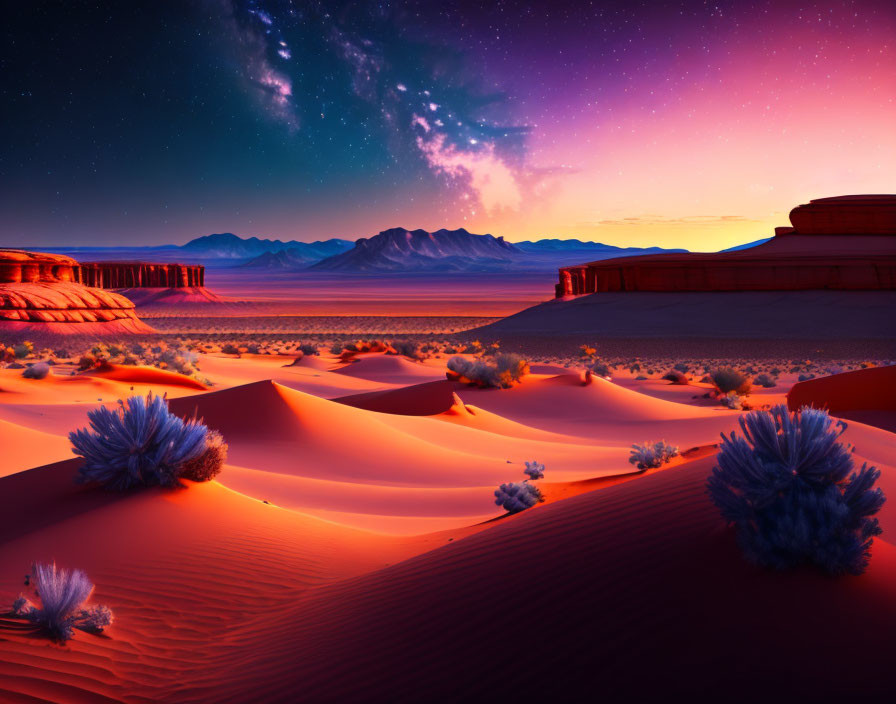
[218, 0, 535, 217]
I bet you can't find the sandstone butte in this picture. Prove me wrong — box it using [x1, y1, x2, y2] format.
[556, 195, 896, 296]
[0, 250, 207, 335]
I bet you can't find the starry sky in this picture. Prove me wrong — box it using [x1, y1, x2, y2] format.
[2, 0, 894, 250]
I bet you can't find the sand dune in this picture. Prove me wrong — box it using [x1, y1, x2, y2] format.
[84, 363, 208, 390]
[0, 419, 72, 477]
[330, 354, 447, 384]
[0, 458, 440, 703]
[2, 349, 895, 701]
[123, 455, 896, 702]
[166, 380, 649, 533]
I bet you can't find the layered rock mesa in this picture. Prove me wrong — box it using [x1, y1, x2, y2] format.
[77, 261, 204, 288]
[556, 195, 896, 296]
[0, 249, 153, 334]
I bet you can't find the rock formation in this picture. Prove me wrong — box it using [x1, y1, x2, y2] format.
[77, 261, 204, 288]
[0, 250, 154, 335]
[556, 195, 896, 296]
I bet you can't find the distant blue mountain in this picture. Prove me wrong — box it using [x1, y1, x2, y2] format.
[183, 233, 352, 260]
[35, 231, 690, 273]
[719, 237, 772, 252]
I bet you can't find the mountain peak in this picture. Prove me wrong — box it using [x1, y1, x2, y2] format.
[311, 227, 522, 272]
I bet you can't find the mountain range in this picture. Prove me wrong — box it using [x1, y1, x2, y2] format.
[236, 228, 688, 273]
[183, 233, 353, 261]
[36, 229, 699, 273]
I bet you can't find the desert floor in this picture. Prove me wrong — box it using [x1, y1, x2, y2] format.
[1, 347, 895, 702]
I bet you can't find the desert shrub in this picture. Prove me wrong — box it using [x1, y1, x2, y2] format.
[328, 342, 345, 354]
[711, 367, 752, 395]
[673, 362, 690, 373]
[798, 373, 816, 382]
[446, 354, 529, 388]
[11, 562, 113, 642]
[179, 430, 228, 482]
[22, 362, 50, 379]
[13, 342, 33, 359]
[524, 461, 545, 480]
[590, 361, 611, 378]
[628, 441, 679, 470]
[754, 373, 777, 388]
[298, 342, 319, 356]
[70, 392, 211, 490]
[494, 481, 544, 514]
[662, 370, 689, 385]
[635, 374, 648, 380]
[389, 339, 422, 359]
[221, 343, 240, 355]
[720, 391, 744, 410]
[707, 405, 886, 575]
[78, 353, 99, 371]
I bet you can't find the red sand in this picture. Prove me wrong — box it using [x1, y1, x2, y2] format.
[1, 352, 894, 701]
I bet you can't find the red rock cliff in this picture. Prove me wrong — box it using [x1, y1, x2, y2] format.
[0, 249, 153, 332]
[77, 261, 204, 288]
[556, 195, 896, 296]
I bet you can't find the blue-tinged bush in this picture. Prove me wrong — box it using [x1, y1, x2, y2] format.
[495, 481, 544, 514]
[719, 391, 744, 410]
[11, 562, 113, 642]
[22, 362, 50, 379]
[447, 354, 529, 389]
[70, 392, 210, 490]
[388, 339, 423, 359]
[524, 461, 545, 480]
[707, 405, 885, 575]
[590, 361, 611, 378]
[629, 441, 679, 470]
[754, 373, 776, 388]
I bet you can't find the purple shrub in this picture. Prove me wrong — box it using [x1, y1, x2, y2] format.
[524, 461, 545, 480]
[11, 562, 113, 642]
[70, 392, 210, 490]
[22, 362, 51, 379]
[495, 481, 544, 514]
[628, 441, 679, 470]
[707, 405, 886, 575]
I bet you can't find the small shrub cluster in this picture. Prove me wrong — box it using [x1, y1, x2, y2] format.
[590, 361, 611, 378]
[447, 354, 529, 389]
[71, 341, 208, 384]
[707, 405, 886, 575]
[70, 392, 227, 490]
[628, 441, 679, 470]
[11, 562, 113, 642]
[387, 339, 423, 359]
[754, 373, 777, 388]
[495, 461, 546, 514]
[711, 367, 752, 395]
[719, 391, 745, 410]
[662, 369, 689, 385]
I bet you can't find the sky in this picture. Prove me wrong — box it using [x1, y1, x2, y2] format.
[2, 0, 894, 251]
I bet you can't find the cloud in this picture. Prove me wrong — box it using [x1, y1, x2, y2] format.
[415, 133, 522, 213]
[589, 214, 760, 227]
